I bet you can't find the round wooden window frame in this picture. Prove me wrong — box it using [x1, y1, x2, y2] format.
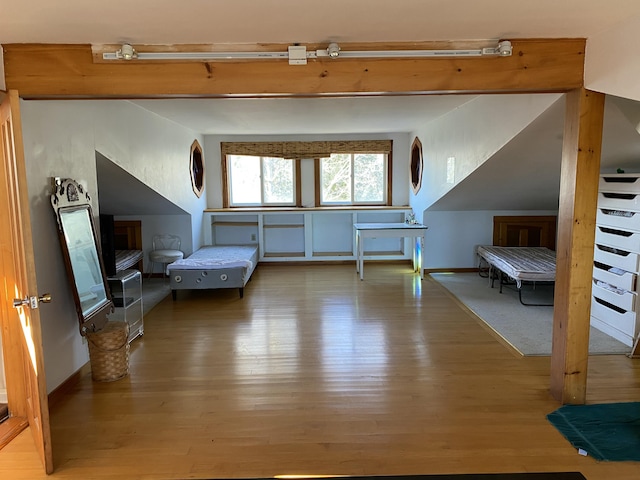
[190, 139, 204, 198]
[410, 136, 423, 195]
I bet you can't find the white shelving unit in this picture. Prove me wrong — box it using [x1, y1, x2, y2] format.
[591, 173, 640, 347]
[107, 269, 144, 343]
[204, 207, 413, 263]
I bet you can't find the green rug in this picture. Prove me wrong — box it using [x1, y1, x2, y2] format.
[547, 401, 640, 461]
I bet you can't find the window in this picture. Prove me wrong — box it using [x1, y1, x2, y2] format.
[226, 155, 297, 206]
[190, 140, 205, 198]
[319, 153, 388, 205]
[221, 140, 392, 208]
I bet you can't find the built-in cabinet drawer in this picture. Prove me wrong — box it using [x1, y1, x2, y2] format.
[593, 261, 637, 292]
[597, 191, 640, 211]
[593, 244, 640, 273]
[592, 279, 636, 312]
[599, 174, 640, 193]
[596, 208, 640, 232]
[591, 297, 638, 346]
[595, 225, 640, 253]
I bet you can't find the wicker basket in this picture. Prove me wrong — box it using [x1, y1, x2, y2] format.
[87, 321, 130, 382]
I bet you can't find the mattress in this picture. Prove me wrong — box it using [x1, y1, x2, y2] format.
[477, 245, 556, 287]
[167, 245, 259, 299]
[115, 249, 143, 272]
[167, 245, 256, 271]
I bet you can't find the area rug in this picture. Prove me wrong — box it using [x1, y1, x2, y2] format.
[547, 401, 640, 462]
[430, 272, 629, 356]
[142, 277, 171, 313]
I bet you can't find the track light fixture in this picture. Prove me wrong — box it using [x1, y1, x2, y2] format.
[116, 43, 137, 60]
[100, 40, 512, 63]
[497, 40, 512, 56]
[327, 43, 341, 58]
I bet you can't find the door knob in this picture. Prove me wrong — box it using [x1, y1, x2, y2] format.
[39, 293, 52, 303]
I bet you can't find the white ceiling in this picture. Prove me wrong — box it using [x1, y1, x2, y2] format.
[7, 0, 640, 214]
[132, 95, 479, 135]
[2, 1, 640, 44]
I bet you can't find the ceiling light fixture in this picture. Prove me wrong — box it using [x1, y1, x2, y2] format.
[327, 43, 341, 58]
[315, 40, 513, 59]
[116, 43, 137, 60]
[101, 40, 512, 63]
[497, 40, 512, 56]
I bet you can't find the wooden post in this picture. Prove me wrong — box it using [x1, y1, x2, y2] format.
[551, 88, 605, 404]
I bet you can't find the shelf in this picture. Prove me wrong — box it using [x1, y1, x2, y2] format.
[212, 221, 259, 227]
[204, 208, 413, 263]
[313, 251, 352, 257]
[363, 250, 404, 256]
[263, 224, 304, 229]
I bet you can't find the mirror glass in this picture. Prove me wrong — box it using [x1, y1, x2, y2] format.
[60, 207, 109, 317]
[51, 178, 112, 334]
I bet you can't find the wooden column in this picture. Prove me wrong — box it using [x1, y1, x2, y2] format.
[551, 88, 605, 404]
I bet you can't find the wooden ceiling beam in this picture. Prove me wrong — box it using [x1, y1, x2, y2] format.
[3, 39, 585, 98]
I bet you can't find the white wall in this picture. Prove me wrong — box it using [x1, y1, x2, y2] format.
[585, 16, 640, 102]
[204, 133, 411, 208]
[404, 95, 562, 270]
[408, 94, 561, 218]
[20, 100, 203, 392]
[93, 102, 206, 252]
[116, 214, 193, 272]
[423, 210, 558, 269]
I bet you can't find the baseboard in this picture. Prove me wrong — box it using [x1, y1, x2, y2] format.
[425, 267, 479, 274]
[48, 361, 91, 409]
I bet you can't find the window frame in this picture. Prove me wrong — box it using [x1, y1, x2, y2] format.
[314, 152, 392, 207]
[221, 140, 393, 208]
[223, 154, 301, 208]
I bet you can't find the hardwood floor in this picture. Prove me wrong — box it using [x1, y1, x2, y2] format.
[0, 264, 638, 479]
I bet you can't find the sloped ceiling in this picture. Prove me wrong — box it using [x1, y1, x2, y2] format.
[429, 95, 640, 211]
[96, 152, 187, 216]
[132, 95, 478, 135]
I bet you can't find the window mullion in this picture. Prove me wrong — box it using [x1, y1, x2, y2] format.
[350, 153, 355, 203]
[259, 157, 266, 203]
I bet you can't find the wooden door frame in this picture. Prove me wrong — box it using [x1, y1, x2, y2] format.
[0, 39, 603, 404]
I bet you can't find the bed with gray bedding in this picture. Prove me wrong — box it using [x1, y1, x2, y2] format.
[167, 245, 259, 299]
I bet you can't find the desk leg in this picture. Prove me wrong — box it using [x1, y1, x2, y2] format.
[355, 232, 360, 274]
[412, 237, 417, 273]
[358, 233, 364, 280]
[419, 235, 424, 279]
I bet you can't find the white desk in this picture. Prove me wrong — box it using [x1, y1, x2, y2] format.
[354, 223, 427, 280]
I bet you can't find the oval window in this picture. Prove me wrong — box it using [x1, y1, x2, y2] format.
[190, 140, 204, 198]
[410, 136, 423, 195]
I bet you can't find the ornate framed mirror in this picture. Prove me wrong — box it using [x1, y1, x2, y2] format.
[51, 178, 113, 335]
[410, 136, 423, 195]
